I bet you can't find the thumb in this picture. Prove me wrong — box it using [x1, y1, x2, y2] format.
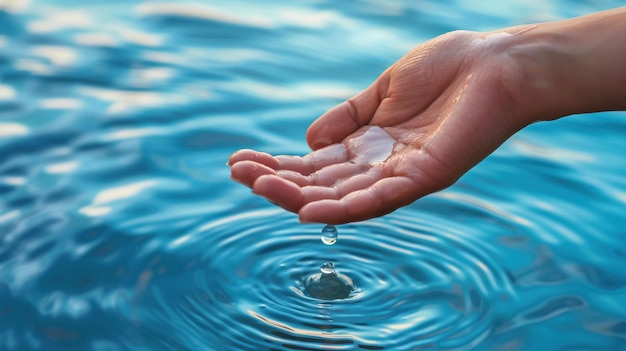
[306, 71, 390, 150]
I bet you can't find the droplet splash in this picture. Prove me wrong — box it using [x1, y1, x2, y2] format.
[304, 262, 354, 300]
[320, 224, 337, 245]
[320, 261, 335, 274]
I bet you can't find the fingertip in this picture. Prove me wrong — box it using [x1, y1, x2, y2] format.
[306, 101, 358, 150]
[298, 200, 348, 225]
[228, 149, 251, 166]
[297, 213, 314, 224]
[253, 175, 304, 213]
[230, 160, 276, 188]
[306, 120, 335, 150]
[306, 77, 387, 150]
[228, 149, 280, 169]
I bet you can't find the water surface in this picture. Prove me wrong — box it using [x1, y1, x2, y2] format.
[1, 1, 625, 350]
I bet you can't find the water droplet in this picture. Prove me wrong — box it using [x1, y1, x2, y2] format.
[320, 261, 335, 275]
[321, 224, 337, 245]
[304, 262, 354, 300]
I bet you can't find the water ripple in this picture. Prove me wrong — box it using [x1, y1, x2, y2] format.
[127, 208, 516, 350]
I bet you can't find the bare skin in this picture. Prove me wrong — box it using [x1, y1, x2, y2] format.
[229, 7, 626, 224]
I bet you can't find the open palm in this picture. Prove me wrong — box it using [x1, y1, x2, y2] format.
[229, 30, 528, 224]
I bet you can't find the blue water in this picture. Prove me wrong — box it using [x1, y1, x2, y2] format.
[1, 1, 626, 350]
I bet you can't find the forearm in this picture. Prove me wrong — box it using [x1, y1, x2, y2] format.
[496, 7, 626, 123]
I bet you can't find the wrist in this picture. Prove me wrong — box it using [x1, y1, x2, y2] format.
[496, 8, 626, 124]
[502, 26, 578, 123]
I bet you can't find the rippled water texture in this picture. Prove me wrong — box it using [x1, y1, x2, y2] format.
[1, 1, 626, 350]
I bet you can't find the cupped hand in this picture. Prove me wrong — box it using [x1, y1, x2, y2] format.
[229, 30, 530, 224]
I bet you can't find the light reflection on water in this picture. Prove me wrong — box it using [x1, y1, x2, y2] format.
[1, 0, 626, 350]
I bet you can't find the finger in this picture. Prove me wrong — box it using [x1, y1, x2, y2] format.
[276, 170, 309, 187]
[308, 162, 369, 187]
[302, 186, 339, 203]
[253, 175, 304, 213]
[277, 161, 367, 188]
[230, 161, 277, 187]
[299, 167, 381, 203]
[306, 72, 390, 150]
[334, 167, 383, 196]
[275, 143, 348, 175]
[228, 149, 280, 169]
[299, 176, 417, 224]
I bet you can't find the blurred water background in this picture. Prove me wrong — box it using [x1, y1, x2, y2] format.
[1, 0, 625, 350]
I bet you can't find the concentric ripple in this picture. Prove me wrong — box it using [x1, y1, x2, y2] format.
[134, 208, 516, 350]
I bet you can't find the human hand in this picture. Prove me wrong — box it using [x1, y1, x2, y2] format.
[229, 30, 532, 224]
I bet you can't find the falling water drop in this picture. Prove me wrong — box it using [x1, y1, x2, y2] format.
[321, 224, 337, 245]
[304, 262, 354, 300]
